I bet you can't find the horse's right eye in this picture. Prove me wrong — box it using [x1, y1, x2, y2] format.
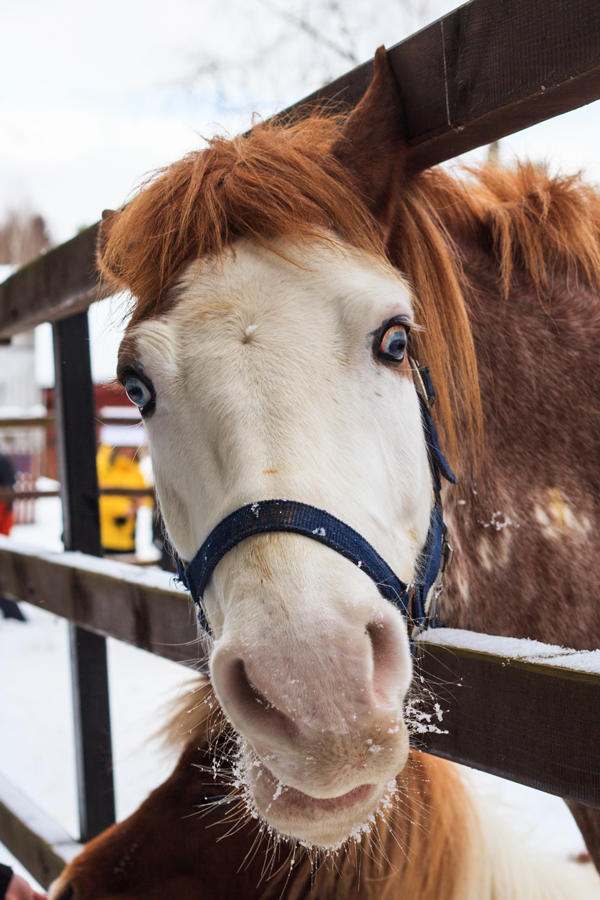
[378, 325, 407, 362]
[373, 317, 410, 364]
[123, 374, 154, 414]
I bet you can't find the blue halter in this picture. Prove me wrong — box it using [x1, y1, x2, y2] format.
[176, 364, 456, 644]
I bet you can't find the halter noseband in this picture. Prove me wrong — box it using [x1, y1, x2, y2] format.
[176, 364, 456, 646]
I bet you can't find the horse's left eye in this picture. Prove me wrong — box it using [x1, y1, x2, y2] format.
[124, 375, 153, 411]
[377, 324, 408, 362]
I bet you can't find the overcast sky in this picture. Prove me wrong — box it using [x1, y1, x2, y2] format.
[1, 0, 238, 243]
[0, 0, 445, 242]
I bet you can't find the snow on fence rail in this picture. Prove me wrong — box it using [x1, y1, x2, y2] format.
[0, 537, 206, 666]
[414, 631, 600, 808]
[1, 0, 600, 888]
[0, 773, 82, 890]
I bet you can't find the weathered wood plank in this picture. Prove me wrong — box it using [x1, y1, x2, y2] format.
[0, 773, 82, 890]
[53, 311, 116, 841]
[53, 312, 102, 559]
[286, 0, 600, 168]
[0, 537, 208, 667]
[416, 632, 600, 808]
[0, 489, 154, 502]
[0, 225, 99, 339]
[2, 0, 599, 337]
[0, 417, 55, 428]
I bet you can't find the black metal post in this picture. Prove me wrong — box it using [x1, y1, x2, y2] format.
[53, 311, 116, 841]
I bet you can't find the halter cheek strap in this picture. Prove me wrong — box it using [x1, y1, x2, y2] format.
[176, 365, 456, 645]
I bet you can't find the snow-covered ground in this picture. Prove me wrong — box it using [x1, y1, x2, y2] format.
[0, 497, 588, 889]
[0, 601, 196, 891]
[0, 497, 195, 888]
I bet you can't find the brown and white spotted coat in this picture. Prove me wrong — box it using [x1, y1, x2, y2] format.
[88, 45, 600, 883]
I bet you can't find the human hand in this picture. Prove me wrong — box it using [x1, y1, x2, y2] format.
[5, 873, 46, 900]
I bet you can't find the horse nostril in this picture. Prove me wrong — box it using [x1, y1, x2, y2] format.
[366, 616, 408, 702]
[233, 658, 298, 735]
[211, 653, 299, 746]
[234, 659, 271, 708]
[366, 620, 394, 667]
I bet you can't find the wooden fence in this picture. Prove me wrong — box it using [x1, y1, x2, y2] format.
[1, 0, 600, 888]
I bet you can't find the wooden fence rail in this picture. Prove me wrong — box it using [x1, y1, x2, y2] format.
[0, 488, 154, 501]
[0, 537, 204, 665]
[415, 633, 600, 808]
[0, 774, 82, 890]
[2, 537, 599, 810]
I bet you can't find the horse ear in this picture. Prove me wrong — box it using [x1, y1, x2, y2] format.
[331, 46, 407, 235]
[96, 208, 121, 279]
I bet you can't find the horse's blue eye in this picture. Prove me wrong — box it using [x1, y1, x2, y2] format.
[378, 325, 407, 362]
[124, 375, 152, 410]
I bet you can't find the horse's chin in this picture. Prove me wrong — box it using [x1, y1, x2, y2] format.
[245, 760, 395, 849]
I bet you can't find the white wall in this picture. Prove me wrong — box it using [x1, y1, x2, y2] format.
[0, 331, 41, 410]
[34, 294, 127, 390]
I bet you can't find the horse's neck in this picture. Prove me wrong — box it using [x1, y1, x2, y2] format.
[359, 752, 599, 900]
[379, 751, 483, 900]
[441, 241, 600, 647]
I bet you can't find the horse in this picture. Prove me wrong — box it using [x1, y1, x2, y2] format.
[50, 46, 600, 896]
[49, 677, 600, 900]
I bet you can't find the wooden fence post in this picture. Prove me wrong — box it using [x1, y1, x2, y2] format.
[52, 311, 116, 842]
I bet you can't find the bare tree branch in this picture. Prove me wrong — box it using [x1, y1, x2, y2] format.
[256, 0, 361, 65]
[177, 0, 446, 118]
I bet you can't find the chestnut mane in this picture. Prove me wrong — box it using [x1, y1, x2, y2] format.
[99, 112, 600, 463]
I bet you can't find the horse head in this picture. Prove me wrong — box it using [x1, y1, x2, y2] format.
[95, 49, 465, 847]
